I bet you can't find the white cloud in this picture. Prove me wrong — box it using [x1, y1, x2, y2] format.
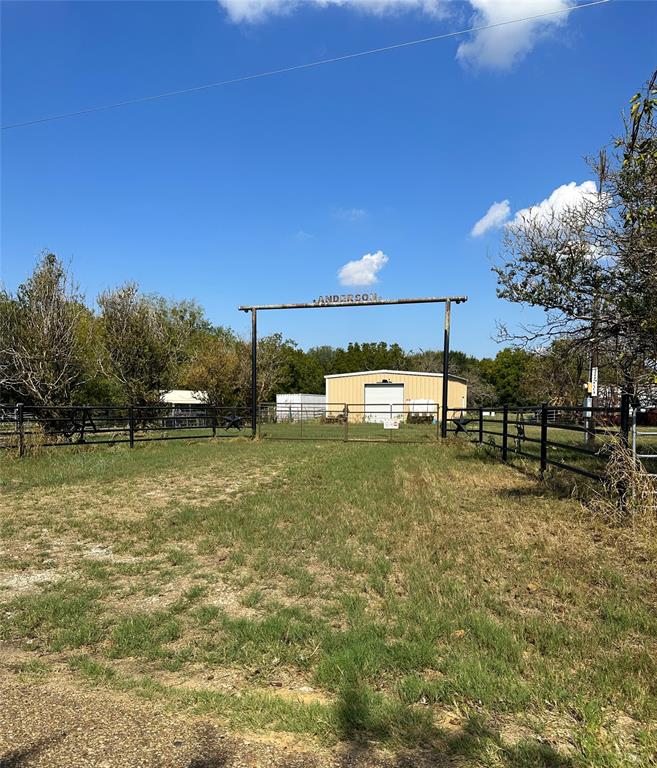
[338, 250, 388, 286]
[335, 207, 367, 222]
[218, 0, 578, 70]
[471, 199, 510, 237]
[511, 180, 598, 227]
[217, 0, 446, 23]
[472, 181, 598, 238]
[457, 0, 574, 70]
[294, 229, 314, 240]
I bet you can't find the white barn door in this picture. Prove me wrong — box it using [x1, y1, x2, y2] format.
[364, 383, 404, 423]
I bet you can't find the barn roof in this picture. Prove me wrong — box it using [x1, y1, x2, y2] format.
[324, 369, 467, 383]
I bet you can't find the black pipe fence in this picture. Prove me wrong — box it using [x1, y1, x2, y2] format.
[3, 399, 654, 487]
[444, 396, 633, 482]
[0, 403, 253, 455]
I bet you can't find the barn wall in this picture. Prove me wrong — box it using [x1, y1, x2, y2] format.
[446, 378, 468, 410]
[325, 373, 467, 423]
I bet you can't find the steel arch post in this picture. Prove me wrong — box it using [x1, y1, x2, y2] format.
[441, 299, 451, 439]
[251, 308, 257, 438]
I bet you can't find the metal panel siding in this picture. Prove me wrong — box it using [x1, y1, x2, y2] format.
[275, 394, 325, 407]
[326, 372, 467, 422]
[275, 394, 326, 422]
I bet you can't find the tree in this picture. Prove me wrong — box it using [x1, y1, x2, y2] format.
[181, 330, 290, 406]
[280, 344, 325, 394]
[480, 348, 533, 406]
[181, 328, 244, 406]
[307, 345, 338, 376]
[494, 70, 657, 398]
[97, 283, 203, 405]
[251, 333, 291, 403]
[332, 342, 407, 373]
[0, 253, 91, 406]
[520, 341, 587, 406]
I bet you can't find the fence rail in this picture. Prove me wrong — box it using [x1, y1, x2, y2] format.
[0, 403, 253, 454]
[445, 396, 657, 484]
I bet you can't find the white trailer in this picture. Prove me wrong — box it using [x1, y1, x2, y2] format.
[275, 394, 326, 422]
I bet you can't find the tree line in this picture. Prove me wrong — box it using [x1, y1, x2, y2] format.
[0, 252, 616, 409]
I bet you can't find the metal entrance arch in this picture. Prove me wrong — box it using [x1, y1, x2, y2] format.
[238, 295, 468, 438]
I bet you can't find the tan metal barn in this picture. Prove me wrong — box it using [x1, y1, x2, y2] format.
[325, 370, 467, 423]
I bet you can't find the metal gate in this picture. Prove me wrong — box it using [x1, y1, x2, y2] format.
[632, 407, 657, 479]
[258, 402, 441, 442]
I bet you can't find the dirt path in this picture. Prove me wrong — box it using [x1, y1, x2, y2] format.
[0, 675, 309, 768]
[0, 673, 444, 768]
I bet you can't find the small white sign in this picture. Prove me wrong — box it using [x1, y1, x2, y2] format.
[383, 419, 400, 429]
[591, 367, 599, 397]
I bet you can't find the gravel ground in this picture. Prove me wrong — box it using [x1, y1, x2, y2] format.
[0, 675, 443, 768]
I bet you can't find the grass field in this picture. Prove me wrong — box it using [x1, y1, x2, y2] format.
[1, 438, 656, 767]
[261, 418, 440, 442]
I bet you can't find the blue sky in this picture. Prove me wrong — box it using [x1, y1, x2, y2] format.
[1, 0, 655, 357]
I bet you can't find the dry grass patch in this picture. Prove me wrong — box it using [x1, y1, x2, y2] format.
[2, 439, 657, 767]
[2, 462, 285, 523]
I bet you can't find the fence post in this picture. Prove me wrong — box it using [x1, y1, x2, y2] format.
[502, 405, 509, 462]
[441, 402, 449, 439]
[540, 403, 548, 477]
[631, 406, 637, 467]
[344, 404, 349, 443]
[17, 402, 25, 458]
[211, 405, 217, 438]
[620, 392, 630, 448]
[80, 405, 88, 444]
[617, 393, 632, 512]
[478, 407, 483, 445]
[129, 405, 135, 448]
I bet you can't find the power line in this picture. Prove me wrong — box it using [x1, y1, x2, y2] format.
[2, 0, 610, 131]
